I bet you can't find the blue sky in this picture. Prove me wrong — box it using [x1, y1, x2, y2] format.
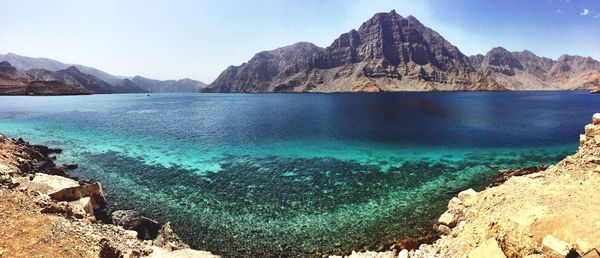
[1, 0, 599, 82]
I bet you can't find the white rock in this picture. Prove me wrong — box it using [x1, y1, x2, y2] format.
[437, 211, 456, 227]
[447, 197, 464, 211]
[585, 124, 600, 137]
[593, 113, 600, 125]
[580, 134, 588, 145]
[68, 197, 93, 215]
[398, 249, 409, 258]
[27, 173, 82, 201]
[575, 239, 593, 254]
[124, 230, 138, 239]
[437, 224, 451, 235]
[467, 238, 506, 258]
[542, 235, 573, 257]
[458, 188, 477, 206]
[0, 163, 13, 174]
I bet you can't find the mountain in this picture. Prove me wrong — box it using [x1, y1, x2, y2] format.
[130, 76, 206, 93]
[0, 53, 205, 92]
[20, 66, 147, 94]
[0, 61, 91, 95]
[0, 53, 124, 85]
[205, 10, 600, 93]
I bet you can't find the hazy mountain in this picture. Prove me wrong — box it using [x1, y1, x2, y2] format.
[0, 52, 204, 92]
[130, 76, 206, 93]
[0, 53, 124, 85]
[205, 10, 600, 92]
[0, 61, 91, 95]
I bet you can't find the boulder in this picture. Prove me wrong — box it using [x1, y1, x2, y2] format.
[437, 224, 451, 235]
[27, 173, 82, 201]
[154, 222, 190, 251]
[447, 197, 464, 211]
[437, 211, 457, 227]
[542, 235, 574, 257]
[81, 182, 107, 210]
[593, 113, 600, 125]
[398, 249, 409, 258]
[581, 134, 588, 145]
[467, 238, 506, 258]
[458, 188, 477, 206]
[111, 210, 160, 240]
[585, 124, 600, 137]
[68, 197, 94, 216]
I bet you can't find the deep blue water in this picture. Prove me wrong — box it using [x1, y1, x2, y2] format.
[0, 92, 596, 257]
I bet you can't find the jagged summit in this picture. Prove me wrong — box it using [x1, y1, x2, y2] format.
[205, 10, 600, 93]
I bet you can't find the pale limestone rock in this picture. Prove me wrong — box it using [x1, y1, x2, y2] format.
[68, 197, 93, 215]
[542, 235, 573, 257]
[398, 249, 409, 258]
[575, 239, 593, 254]
[594, 135, 600, 145]
[0, 163, 13, 175]
[593, 113, 600, 125]
[437, 224, 451, 235]
[458, 188, 477, 206]
[125, 230, 138, 239]
[437, 211, 456, 227]
[585, 124, 600, 137]
[81, 182, 106, 210]
[587, 156, 600, 164]
[27, 173, 82, 201]
[581, 134, 588, 145]
[447, 197, 464, 211]
[467, 238, 506, 258]
[593, 166, 600, 173]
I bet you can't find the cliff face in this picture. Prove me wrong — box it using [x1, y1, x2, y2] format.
[205, 10, 600, 93]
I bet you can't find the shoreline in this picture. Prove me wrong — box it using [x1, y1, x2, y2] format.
[0, 134, 218, 257]
[2, 115, 600, 257]
[336, 114, 600, 257]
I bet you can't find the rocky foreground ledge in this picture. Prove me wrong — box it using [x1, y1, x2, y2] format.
[0, 135, 218, 258]
[334, 114, 600, 258]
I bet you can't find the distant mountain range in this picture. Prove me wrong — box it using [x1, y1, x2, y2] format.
[0, 53, 206, 95]
[204, 10, 600, 92]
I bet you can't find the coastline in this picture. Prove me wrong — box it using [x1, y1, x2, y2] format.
[0, 134, 218, 257]
[2, 114, 600, 257]
[335, 114, 600, 257]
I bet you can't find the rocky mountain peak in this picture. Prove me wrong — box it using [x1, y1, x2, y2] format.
[0, 61, 17, 75]
[481, 47, 524, 75]
[205, 11, 600, 93]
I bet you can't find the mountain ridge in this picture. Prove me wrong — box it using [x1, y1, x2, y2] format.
[204, 10, 600, 93]
[0, 53, 207, 93]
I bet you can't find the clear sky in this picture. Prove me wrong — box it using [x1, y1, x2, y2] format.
[1, 0, 599, 83]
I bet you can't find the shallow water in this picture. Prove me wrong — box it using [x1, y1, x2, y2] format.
[0, 92, 595, 257]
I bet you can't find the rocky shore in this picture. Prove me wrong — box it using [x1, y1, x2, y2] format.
[333, 114, 600, 257]
[0, 135, 218, 257]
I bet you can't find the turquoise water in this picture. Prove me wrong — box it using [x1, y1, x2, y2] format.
[0, 92, 594, 257]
